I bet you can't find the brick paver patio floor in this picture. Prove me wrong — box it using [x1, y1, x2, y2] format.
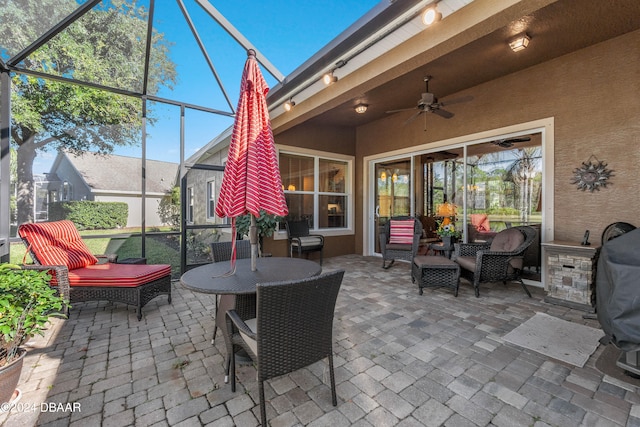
[2, 255, 639, 426]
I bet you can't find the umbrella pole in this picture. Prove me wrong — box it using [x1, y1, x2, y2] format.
[250, 215, 258, 271]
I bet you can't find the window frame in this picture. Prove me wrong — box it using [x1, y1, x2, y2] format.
[275, 145, 354, 240]
[186, 185, 194, 224]
[206, 179, 216, 220]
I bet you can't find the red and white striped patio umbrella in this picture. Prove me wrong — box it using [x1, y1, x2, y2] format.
[215, 50, 288, 271]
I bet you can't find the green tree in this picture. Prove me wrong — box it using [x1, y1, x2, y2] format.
[4, 0, 177, 224]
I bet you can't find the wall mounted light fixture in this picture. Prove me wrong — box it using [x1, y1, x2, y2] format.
[509, 33, 530, 52]
[354, 103, 368, 114]
[323, 72, 338, 85]
[283, 99, 295, 112]
[422, 6, 442, 26]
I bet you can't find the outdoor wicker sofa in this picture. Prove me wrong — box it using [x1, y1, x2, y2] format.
[18, 220, 171, 320]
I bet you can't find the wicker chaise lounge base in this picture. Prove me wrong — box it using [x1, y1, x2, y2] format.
[24, 263, 172, 321]
[18, 220, 172, 321]
[68, 276, 171, 321]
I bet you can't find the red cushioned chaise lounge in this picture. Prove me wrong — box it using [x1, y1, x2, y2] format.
[19, 220, 172, 320]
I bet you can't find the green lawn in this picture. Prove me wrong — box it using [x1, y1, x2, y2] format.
[11, 231, 182, 278]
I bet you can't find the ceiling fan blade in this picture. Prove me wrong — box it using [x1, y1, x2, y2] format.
[404, 111, 422, 125]
[386, 107, 416, 114]
[505, 137, 531, 143]
[432, 108, 454, 119]
[492, 136, 531, 147]
[439, 95, 473, 107]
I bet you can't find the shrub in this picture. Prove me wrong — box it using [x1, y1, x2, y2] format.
[0, 264, 67, 366]
[49, 201, 128, 230]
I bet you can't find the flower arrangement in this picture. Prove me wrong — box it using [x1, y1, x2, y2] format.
[436, 219, 461, 238]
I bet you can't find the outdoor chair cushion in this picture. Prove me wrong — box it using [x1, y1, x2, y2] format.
[19, 220, 99, 270]
[454, 255, 477, 272]
[490, 227, 525, 270]
[489, 227, 524, 252]
[291, 236, 324, 248]
[238, 318, 258, 355]
[59, 263, 172, 288]
[388, 219, 415, 244]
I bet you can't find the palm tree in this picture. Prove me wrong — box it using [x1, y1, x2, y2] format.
[505, 148, 541, 223]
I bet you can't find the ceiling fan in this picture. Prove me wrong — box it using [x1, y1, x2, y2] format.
[491, 136, 531, 148]
[385, 76, 472, 130]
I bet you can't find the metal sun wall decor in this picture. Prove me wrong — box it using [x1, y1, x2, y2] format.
[570, 155, 614, 192]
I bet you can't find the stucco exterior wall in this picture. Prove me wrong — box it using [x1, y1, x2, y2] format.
[275, 29, 639, 257]
[354, 30, 639, 250]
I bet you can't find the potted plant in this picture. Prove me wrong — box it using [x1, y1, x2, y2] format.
[436, 219, 462, 247]
[235, 210, 283, 255]
[0, 263, 67, 404]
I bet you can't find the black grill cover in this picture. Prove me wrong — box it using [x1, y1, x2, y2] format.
[596, 228, 640, 352]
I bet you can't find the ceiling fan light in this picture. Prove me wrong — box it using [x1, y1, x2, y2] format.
[509, 33, 530, 52]
[354, 103, 368, 114]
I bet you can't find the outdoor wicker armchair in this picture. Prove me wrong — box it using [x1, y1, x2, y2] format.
[209, 239, 252, 344]
[379, 216, 423, 269]
[225, 270, 344, 426]
[453, 225, 536, 297]
[285, 220, 324, 265]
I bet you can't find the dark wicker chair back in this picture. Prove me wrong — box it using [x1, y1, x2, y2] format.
[379, 216, 423, 269]
[210, 239, 251, 262]
[226, 270, 344, 426]
[453, 225, 536, 297]
[208, 239, 252, 344]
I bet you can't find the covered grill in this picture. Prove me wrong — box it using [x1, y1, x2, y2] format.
[596, 227, 640, 375]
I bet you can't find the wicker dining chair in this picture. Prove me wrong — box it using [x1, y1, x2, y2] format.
[452, 225, 536, 297]
[285, 220, 324, 265]
[209, 240, 252, 344]
[225, 270, 344, 426]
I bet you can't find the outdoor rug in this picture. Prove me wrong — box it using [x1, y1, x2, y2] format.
[503, 312, 603, 367]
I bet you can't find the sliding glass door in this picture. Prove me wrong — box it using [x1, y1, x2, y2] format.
[370, 134, 542, 277]
[373, 158, 411, 253]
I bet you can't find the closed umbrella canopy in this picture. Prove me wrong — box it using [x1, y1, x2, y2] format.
[216, 50, 288, 270]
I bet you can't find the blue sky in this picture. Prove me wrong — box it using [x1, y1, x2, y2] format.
[32, 0, 380, 173]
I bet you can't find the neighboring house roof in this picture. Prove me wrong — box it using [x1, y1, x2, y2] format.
[185, 125, 233, 165]
[53, 151, 178, 195]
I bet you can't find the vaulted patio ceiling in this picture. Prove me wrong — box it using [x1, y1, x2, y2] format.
[269, 0, 640, 133]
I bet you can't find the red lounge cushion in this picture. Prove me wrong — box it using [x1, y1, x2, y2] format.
[54, 263, 172, 288]
[388, 220, 415, 244]
[19, 220, 98, 270]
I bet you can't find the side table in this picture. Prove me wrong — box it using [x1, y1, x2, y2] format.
[412, 255, 461, 296]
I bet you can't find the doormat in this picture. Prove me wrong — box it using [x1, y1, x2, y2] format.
[503, 312, 602, 367]
[595, 344, 640, 388]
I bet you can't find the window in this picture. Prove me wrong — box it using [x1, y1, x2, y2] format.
[186, 186, 194, 223]
[279, 150, 351, 231]
[206, 179, 215, 219]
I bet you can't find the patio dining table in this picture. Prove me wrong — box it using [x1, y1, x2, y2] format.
[180, 257, 322, 377]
